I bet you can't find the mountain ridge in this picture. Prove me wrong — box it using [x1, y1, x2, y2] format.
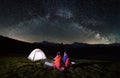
[1, 35, 120, 45]
[0, 35, 120, 59]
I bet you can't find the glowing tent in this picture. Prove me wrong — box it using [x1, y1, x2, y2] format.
[28, 48, 47, 61]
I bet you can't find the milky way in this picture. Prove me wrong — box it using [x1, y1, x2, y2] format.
[0, 0, 120, 44]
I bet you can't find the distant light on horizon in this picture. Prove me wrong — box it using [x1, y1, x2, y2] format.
[85, 40, 111, 44]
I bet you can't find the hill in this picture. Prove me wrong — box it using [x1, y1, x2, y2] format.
[0, 35, 120, 59]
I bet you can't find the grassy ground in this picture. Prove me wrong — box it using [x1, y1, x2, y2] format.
[0, 57, 120, 78]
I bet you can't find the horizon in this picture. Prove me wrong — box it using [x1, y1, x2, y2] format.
[1, 35, 119, 45]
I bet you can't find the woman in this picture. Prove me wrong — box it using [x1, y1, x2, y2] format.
[54, 52, 63, 70]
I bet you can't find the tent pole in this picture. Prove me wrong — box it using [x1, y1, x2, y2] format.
[33, 51, 36, 61]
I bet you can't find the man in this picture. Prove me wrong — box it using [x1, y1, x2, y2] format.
[63, 52, 71, 69]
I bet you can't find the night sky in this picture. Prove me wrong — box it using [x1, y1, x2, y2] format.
[0, 0, 120, 44]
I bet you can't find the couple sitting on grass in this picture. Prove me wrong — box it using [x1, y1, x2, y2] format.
[53, 51, 71, 71]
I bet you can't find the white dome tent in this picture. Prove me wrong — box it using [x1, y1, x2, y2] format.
[28, 48, 47, 61]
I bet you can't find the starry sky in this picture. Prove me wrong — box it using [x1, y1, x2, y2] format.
[0, 0, 120, 44]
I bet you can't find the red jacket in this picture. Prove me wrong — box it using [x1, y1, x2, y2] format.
[54, 55, 62, 69]
[65, 58, 71, 69]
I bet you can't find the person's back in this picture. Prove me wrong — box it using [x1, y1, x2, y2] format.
[54, 52, 63, 70]
[63, 52, 69, 63]
[63, 55, 69, 63]
[63, 52, 71, 70]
